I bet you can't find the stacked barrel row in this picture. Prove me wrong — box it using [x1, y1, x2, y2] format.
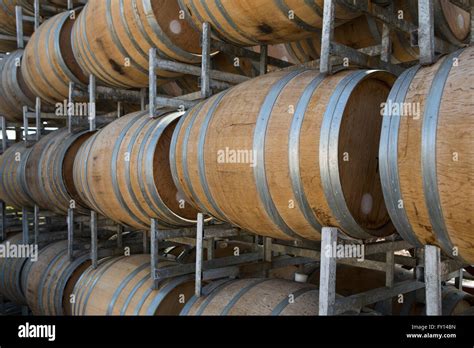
[0, 128, 92, 215]
[0, 233, 325, 315]
[0, 114, 200, 230]
[0, 1, 470, 121]
[1, 45, 473, 261]
[1, 234, 473, 316]
[170, 46, 474, 263]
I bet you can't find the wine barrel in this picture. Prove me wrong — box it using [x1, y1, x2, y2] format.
[0, 142, 33, 209]
[0, 0, 34, 36]
[178, 0, 360, 46]
[22, 240, 91, 315]
[395, 286, 474, 316]
[0, 234, 29, 304]
[73, 111, 200, 229]
[171, 69, 396, 241]
[440, 287, 474, 315]
[460, 307, 474, 315]
[181, 278, 319, 315]
[21, 11, 88, 105]
[285, 15, 418, 64]
[398, 0, 471, 46]
[379, 47, 474, 264]
[71, 0, 202, 89]
[24, 128, 94, 215]
[0, 50, 36, 122]
[71, 254, 194, 315]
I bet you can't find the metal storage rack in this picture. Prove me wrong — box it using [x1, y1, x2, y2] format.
[0, 0, 472, 317]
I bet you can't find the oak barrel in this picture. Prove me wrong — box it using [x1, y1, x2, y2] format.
[398, 0, 471, 46]
[71, 254, 194, 315]
[285, 15, 419, 64]
[21, 11, 88, 105]
[379, 47, 474, 264]
[181, 278, 319, 315]
[395, 286, 474, 316]
[22, 240, 91, 315]
[0, 50, 36, 122]
[71, 0, 202, 88]
[0, 234, 30, 304]
[286, 0, 471, 64]
[0, 142, 33, 209]
[171, 69, 396, 241]
[178, 0, 360, 46]
[24, 128, 94, 215]
[73, 111, 200, 229]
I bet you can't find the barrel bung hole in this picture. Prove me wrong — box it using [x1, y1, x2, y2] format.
[150, 0, 201, 54]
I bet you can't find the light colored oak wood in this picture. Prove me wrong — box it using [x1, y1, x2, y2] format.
[71, 0, 202, 88]
[0, 142, 33, 209]
[0, 50, 36, 122]
[71, 254, 194, 315]
[286, 15, 419, 64]
[395, 47, 474, 263]
[180, 0, 360, 46]
[73, 111, 199, 229]
[400, 0, 471, 45]
[24, 128, 93, 215]
[0, 233, 29, 305]
[23, 240, 91, 315]
[182, 278, 319, 315]
[171, 69, 395, 240]
[22, 11, 88, 105]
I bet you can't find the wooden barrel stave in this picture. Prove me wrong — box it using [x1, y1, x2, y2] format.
[0, 234, 29, 304]
[285, 15, 419, 64]
[23, 240, 92, 315]
[181, 278, 319, 315]
[286, 0, 471, 65]
[73, 111, 200, 229]
[71, 254, 194, 315]
[398, 0, 471, 46]
[71, 0, 202, 89]
[24, 128, 93, 215]
[171, 69, 396, 241]
[179, 0, 360, 46]
[0, 50, 36, 122]
[21, 11, 88, 105]
[379, 47, 474, 264]
[0, 142, 33, 209]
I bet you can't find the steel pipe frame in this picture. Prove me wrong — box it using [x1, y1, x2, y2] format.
[320, 0, 461, 75]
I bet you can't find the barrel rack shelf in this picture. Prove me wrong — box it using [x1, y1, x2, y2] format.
[0, 0, 473, 316]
